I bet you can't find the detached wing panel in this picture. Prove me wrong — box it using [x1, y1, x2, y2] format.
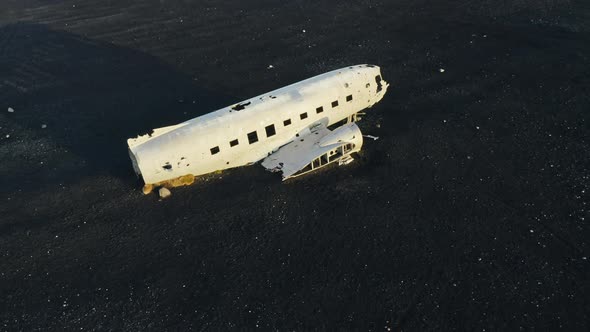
[261, 123, 363, 180]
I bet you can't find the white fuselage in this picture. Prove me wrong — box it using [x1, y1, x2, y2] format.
[128, 64, 389, 185]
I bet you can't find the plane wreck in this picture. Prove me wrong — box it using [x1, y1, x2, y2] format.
[127, 64, 389, 194]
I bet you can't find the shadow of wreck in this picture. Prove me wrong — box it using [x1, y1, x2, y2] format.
[0, 23, 234, 192]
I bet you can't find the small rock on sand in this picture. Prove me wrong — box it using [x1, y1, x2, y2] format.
[159, 187, 171, 199]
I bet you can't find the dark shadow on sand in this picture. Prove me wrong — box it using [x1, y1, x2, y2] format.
[0, 23, 234, 188]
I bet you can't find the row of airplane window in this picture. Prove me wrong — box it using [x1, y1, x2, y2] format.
[210, 94, 354, 155]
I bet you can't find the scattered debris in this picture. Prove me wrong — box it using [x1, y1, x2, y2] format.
[7, 107, 14, 113]
[376, 123, 381, 128]
[158, 187, 171, 199]
[5, 134, 10, 138]
[41, 124, 47, 129]
[267, 65, 274, 69]
[339, 155, 354, 166]
[363, 135, 379, 141]
[439, 68, 445, 73]
[302, 29, 306, 33]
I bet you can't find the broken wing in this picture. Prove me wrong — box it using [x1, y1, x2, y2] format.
[261, 123, 364, 180]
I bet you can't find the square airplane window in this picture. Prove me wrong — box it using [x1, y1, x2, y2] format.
[300, 112, 308, 120]
[316, 106, 323, 114]
[230, 139, 239, 147]
[332, 100, 339, 108]
[210, 146, 220, 155]
[346, 95, 353, 102]
[283, 119, 292, 126]
[265, 124, 276, 137]
[247, 131, 258, 144]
